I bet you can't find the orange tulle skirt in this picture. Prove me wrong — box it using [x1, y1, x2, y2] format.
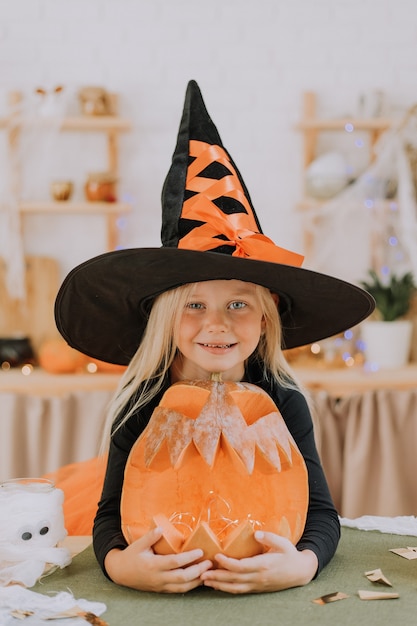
[44, 456, 106, 535]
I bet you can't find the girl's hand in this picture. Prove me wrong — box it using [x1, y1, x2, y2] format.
[200, 531, 318, 594]
[104, 527, 213, 593]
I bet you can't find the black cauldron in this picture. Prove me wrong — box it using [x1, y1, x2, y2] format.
[0, 336, 36, 367]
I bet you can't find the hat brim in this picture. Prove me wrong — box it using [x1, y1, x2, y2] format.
[55, 247, 375, 365]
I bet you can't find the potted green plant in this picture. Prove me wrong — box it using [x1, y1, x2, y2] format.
[360, 270, 416, 368]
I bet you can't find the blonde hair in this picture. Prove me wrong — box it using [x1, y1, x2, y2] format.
[100, 280, 302, 450]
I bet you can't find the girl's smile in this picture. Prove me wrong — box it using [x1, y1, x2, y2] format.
[200, 342, 235, 351]
[172, 279, 265, 381]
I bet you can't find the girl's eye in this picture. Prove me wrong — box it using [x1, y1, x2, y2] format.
[186, 302, 204, 310]
[229, 301, 246, 310]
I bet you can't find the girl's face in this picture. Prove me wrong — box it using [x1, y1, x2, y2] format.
[173, 280, 265, 381]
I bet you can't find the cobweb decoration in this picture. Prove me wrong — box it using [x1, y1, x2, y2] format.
[302, 108, 417, 286]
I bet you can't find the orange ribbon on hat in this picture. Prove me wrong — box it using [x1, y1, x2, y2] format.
[178, 140, 304, 267]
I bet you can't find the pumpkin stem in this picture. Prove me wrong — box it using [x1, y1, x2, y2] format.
[210, 372, 223, 382]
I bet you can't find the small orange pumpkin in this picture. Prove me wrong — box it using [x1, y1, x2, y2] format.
[38, 337, 87, 373]
[121, 378, 309, 561]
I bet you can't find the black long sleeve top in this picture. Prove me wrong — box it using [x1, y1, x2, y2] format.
[93, 359, 340, 579]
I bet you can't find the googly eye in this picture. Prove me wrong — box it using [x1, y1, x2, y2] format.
[21, 530, 33, 541]
[17, 524, 35, 542]
[35, 520, 52, 537]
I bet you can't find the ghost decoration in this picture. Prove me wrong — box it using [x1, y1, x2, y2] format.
[0, 479, 71, 588]
[121, 378, 309, 562]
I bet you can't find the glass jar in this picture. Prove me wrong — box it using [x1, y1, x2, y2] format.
[50, 180, 73, 201]
[78, 86, 110, 116]
[0, 477, 71, 587]
[85, 171, 117, 202]
[1, 477, 55, 493]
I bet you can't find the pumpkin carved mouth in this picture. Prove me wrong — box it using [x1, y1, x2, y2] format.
[121, 379, 309, 560]
[144, 380, 294, 474]
[145, 508, 306, 564]
[149, 515, 263, 563]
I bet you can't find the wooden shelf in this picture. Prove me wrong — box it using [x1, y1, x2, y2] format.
[1, 90, 132, 251]
[17, 204, 132, 252]
[295, 117, 392, 132]
[0, 114, 131, 132]
[0, 91, 133, 353]
[296, 92, 390, 168]
[61, 116, 131, 132]
[295, 91, 399, 257]
[18, 201, 132, 214]
[295, 197, 398, 211]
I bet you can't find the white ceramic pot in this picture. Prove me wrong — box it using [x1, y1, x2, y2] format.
[361, 320, 413, 369]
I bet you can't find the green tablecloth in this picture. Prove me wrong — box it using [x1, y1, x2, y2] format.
[34, 528, 417, 626]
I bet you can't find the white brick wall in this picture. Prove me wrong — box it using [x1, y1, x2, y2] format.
[1, 0, 417, 280]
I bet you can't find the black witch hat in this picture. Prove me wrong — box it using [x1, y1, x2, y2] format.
[55, 80, 374, 364]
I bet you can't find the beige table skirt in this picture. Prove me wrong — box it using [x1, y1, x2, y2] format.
[0, 370, 120, 481]
[0, 385, 116, 481]
[311, 388, 417, 518]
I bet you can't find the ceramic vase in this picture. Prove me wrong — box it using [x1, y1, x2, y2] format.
[361, 320, 413, 369]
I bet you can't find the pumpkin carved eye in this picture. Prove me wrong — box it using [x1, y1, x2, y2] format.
[121, 379, 308, 562]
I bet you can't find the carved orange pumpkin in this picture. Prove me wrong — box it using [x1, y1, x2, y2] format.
[121, 379, 308, 561]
